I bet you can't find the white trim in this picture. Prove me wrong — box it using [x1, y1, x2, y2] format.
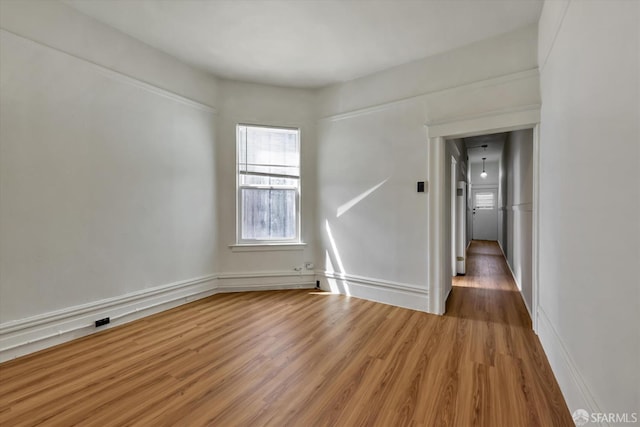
[537, 306, 605, 423]
[510, 203, 533, 212]
[228, 243, 307, 252]
[236, 123, 300, 132]
[0, 274, 217, 362]
[497, 238, 506, 257]
[217, 270, 313, 280]
[427, 107, 540, 139]
[497, 241, 532, 319]
[94, 65, 217, 114]
[532, 124, 541, 332]
[0, 271, 315, 362]
[217, 271, 314, 292]
[427, 135, 447, 314]
[471, 183, 499, 190]
[319, 270, 427, 294]
[426, 103, 541, 128]
[322, 98, 415, 123]
[235, 124, 302, 245]
[0, 29, 217, 114]
[321, 69, 539, 123]
[317, 271, 428, 312]
[0, 274, 216, 335]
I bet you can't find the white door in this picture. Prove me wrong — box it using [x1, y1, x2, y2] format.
[472, 189, 498, 240]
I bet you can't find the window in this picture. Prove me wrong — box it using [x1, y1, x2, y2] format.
[237, 124, 300, 243]
[474, 192, 495, 210]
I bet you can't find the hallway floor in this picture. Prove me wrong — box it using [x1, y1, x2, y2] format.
[449, 240, 532, 325]
[445, 240, 573, 425]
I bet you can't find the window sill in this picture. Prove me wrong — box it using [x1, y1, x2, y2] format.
[229, 243, 307, 253]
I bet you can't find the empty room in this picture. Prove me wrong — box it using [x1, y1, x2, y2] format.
[0, 0, 638, 426]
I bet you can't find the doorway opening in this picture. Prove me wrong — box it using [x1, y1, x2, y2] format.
[425, 106, 540, 330]
[441, 128, 536, 326]
[465, 133, 506, 243]
[443, 140, 468, 301]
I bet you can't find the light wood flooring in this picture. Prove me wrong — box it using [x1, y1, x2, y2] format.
[0, 241, 573, 426]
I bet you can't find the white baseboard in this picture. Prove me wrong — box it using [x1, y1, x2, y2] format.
[317, 271, 429, 312]
[0, 271, 315, 363]
[537, 306, 605, 425]
[217, 271, 315, 293]
[497, 241, 533, 320]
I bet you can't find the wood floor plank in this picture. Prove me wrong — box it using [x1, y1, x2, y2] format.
[0, 242, 574, 426]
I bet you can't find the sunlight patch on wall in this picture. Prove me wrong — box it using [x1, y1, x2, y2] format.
[336, 178, 389, 218]
[325, 220, 346, 273]
[324, 220, 350, 296]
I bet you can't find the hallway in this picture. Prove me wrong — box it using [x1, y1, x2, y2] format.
[448, 240, 531, 326]
[445, 240, 572, 425]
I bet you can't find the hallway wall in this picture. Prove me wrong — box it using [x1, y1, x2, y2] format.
[538, 0, 639, 416]
[445, 139, 467, 295]
[501, 129, 533, 314]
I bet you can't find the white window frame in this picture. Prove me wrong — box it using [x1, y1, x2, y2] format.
[236, 124, 301, 244]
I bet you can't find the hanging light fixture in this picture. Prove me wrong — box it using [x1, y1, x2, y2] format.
[467, 143, 489, 179]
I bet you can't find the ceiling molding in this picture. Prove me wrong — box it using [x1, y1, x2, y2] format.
[322, 68, 539, 123]
[426, 106, 540, 139]
[0, 28, 218, 114]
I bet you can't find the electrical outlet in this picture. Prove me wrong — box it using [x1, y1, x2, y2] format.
[305, 262, 314, 270]
[95, 317, 110, 327]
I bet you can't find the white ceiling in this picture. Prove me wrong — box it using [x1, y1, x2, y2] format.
[64, 0, 543, 88]
[464, 133, 508, 163]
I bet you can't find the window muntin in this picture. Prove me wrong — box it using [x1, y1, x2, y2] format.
[237, 125, 300, 243]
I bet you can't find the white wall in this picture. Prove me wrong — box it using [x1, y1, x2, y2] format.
[215, 79, 317, 278]
[317, 102, 430, 309]
[445, 139, 466, 294]
[0, 0, 219, 359]
[538, 0, 639, 418]
[502, 129, 533, 314]
[317, 24, 539, 117]
[498, 144, 508, 251]
[316, 25, 540, 311]
[0, 0, 217, 107]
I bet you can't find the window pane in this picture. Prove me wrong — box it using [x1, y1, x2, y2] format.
[475, 193, 495, 209]
[237, 125, 300, 242]
[245, 126, 299, 168]
[241, 188, 296, 240]
[238, 125, 300, 187]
